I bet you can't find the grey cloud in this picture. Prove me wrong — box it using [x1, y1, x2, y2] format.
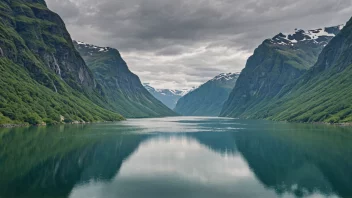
[46, 0, 80, 22]
[155, 45, 191, 56]
[46, 0, 352, 89]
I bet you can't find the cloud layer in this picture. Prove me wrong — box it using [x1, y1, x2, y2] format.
[46, 0, 352, 89]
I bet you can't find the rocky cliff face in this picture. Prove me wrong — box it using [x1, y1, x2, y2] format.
[0, 0, 123, 125]
[221, 25, 342, 118]
[247, 18, 352, 123]
[175, 73, 240, 116]
[0, 0, 97, 91]
[74, 41, 177, 118]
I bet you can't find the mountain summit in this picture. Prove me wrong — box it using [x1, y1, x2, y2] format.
[271, 25, 343, 46]
[74, 41, 177, 118]
[221, 25, 341, 118]
[240, 18, 352, 123]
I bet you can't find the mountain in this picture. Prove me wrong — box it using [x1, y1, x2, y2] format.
[0, 0, 123, 125]
[175, 73, 240, 116]
[143, 83, 191, 109]
[239, 18, 352, 123]
[221, 25, 343, 119]
[73, 41, 177, 118]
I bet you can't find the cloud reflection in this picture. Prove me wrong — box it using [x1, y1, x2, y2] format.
[69, 135, 338, 198]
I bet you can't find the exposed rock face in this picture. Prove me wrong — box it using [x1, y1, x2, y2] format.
[74, 41, 177, 118]
[0, 0, 123, 124]
[221, 25, 342, 118]
[0, 0, 96, 91]
[175, 73, 240, 116]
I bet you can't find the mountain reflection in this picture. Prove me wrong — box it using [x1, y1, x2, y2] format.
[234, 123, 352, 198]
[0, 117, 351, 198]
[69, 136, 262, 198]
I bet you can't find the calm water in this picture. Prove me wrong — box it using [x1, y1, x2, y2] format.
[0, 117, 352, 198]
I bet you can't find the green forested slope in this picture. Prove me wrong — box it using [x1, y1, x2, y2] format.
[74, 41, 177, 118]
[0, 0, 123, 125]
[221, 25, 342, 121]
[175, 73, 239, 116]
[250, 18, 352, 123]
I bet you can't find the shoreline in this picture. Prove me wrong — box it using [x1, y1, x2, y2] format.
[1, 117, 352, 129]
[311, 122, 352, 127]
[0, 120, 125, 129]
[0, 124, 31, 128]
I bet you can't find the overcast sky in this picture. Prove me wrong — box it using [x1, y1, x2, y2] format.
[46, 0, 352, 90]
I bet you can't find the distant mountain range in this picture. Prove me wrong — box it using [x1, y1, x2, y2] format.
[143, 84, 193, 109]
[175, 73, 240, 116]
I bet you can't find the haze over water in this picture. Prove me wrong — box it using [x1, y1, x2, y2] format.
[0, 117, 351, 198]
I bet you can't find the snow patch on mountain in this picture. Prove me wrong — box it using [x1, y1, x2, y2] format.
[211, 73, 241, 82]
[143, 83, 195, 97]
[74, 40, 109, 53]
[143, 83, 192, 109]
[270, 25, 343, 46]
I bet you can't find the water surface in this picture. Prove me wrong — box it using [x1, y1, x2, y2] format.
[0, 117, 351, 198]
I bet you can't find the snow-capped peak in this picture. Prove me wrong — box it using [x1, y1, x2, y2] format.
[211, 72, 240, 82]
[270, 25, 343, 46]
[74, 40, 110, 53]
[143, 83, 192, 97]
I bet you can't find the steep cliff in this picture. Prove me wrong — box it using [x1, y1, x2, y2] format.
[0, 0, 123, 125]
[249, 18, 352, 123]
[221, 25, 342, 119]
[74, 41, 177, 118]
